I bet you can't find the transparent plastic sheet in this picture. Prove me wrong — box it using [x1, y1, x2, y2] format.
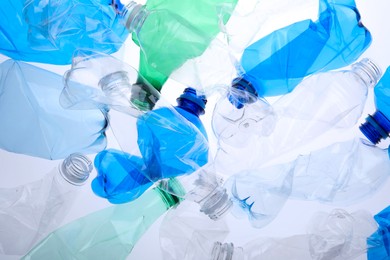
[159, 200, 230, 260]
[125, 0, 238, 91]
[159, 207, 377, 260]
[61, 51, 210, 203]
[236, 0, 372, 97]
[22, 184, 180, 260]
[214, 59, 382, 172]
[221, 138, 389, 228]
[290, 138, 390, 204]
[223, 162, 295, 229]
[367, 205, 390, 260]
[0, 59, 107, 160]
[0, 154, 92, 258]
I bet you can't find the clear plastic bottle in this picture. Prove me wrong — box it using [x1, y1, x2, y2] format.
[0, 0, 127, 64]
[112, 0, 238, 91]
[0, 153, 92, 257]
[223, 138, 390, 228]
[215, 58, 383, 171]
[22, 182, 182, 260]
[360, 66, 390, 144]
[0, 59, 107, 160]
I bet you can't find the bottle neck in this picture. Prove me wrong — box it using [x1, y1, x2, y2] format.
[118, 1, 148, 33]
[59, 153, 93, 185]
[176, 88, 207, 117]
[360, 110, 390, 144]
[199, 186, 233, 220]
[212, 242, 243, 260]
[351, 58, 382, 88]
[229, 76, 258, 109]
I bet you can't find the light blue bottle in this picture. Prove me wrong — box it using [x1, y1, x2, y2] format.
[0, 0, 128, 64]
[360, 66, 390, 144]
[92, 88, 209, 203]
[367, 205, 390, 260]
[230, 0, 371, 101]
[0, 59, 107, 159]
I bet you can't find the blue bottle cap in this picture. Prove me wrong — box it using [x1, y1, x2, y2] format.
[360, 110, 390, 144]
[228, 76, 258, 109]
[176, 88, 207, 116]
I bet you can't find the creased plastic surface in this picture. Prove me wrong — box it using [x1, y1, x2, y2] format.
[215, 60, 379, 172]
[0, 59, 107, 160]
[0, 0, 127, 64]
[223, 138, 389, 227]
[367, 205, 390, 260]
[239, 0, 371, 97]
[0, 167, 81, 257]
[375, 67, 390, 118]
[23, 187, 178, 260]
[133, 0, 238, 91]
[291, 138, 390, 204]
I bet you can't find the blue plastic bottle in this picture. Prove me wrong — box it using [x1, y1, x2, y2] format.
[0, 0, 128, 64]
[229, 0, 371, 101]
[0, 59, 107, 159]
[360, 66, 390, 144]
[92, 88, 209, 203]
[367, 205, 390, 260]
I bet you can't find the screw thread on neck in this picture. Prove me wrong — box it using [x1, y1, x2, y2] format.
[59, 153, 93, 185]
[199, 186, 233, 220]
[211, 242, 238, 260]
[120, 1, 148, 33]
[351, 58, 382, 88]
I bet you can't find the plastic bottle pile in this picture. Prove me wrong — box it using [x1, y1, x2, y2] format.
[0, 0, 389, 259]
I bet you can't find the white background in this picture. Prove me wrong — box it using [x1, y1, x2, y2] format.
[1, 0, 390, 259]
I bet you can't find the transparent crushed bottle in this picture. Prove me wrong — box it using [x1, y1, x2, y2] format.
[360, 66, 390, 145]
[22, 183, 182, 260]
[0, 59, 107, 160]
[222, 138, 390, 228]
[0, 0, 127, 64]
[215, 58, 383, 172]
[0, 153, 92, 257]
[112, 0, 238, 91]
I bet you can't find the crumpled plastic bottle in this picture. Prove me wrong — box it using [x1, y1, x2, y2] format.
[367, 205, 390, 260]
[22, 182, 182, 260]
[232, 0, 372, 97]
[112, 0, 238, 91]
[0, 0, 127, 64]
[0, 153, 92, 257]
[360, 66, 390, 145]
[0, 59, 107, 160]
[223, 138, 390, 228]
[215, 58, 383, 172]
[159, 206, 377, 260]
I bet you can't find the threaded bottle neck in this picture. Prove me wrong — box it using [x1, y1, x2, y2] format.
[212, 242, 240, 260]
[119, 1, 148, 33]
[59, 153, 93, 185]
[176, 88, 207, 116]
[351, 58, 382, 88]
[229, 76, 258, 109]
[360, 110, 390, 144]
[199, 186, 233, 220]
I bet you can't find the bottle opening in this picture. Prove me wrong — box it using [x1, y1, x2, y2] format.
[352, 58, 382, 88]
[360, 110, 390, 144]
[200, 186, 233, 220]
[59, 153, 93, 185]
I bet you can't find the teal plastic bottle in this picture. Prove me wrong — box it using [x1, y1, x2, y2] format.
[230, 0, 371, 101]
[360, 66, 390, 144]
[113, 0, 238, 91]
[0, 0, 128, 64]
[22, 184, 182, 260]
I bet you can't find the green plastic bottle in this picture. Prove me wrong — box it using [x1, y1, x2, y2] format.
[22, 185, 182, 260]
[114, 0, 238, 91]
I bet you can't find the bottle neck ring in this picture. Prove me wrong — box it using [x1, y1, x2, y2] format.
[352, 58, 382, 88]
[199, 186, 233, 220]
[119, 1, 148, 33]
[229, 76, 258, 109]
[360, 110, 390, 144]
[59, 153, 93, 185]
[176, 88, 207, 116]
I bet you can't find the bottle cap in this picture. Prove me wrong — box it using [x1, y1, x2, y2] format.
[177, 88, 207, 115]
[229, 76, 258, 109]
[360, 110, 390, 144]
